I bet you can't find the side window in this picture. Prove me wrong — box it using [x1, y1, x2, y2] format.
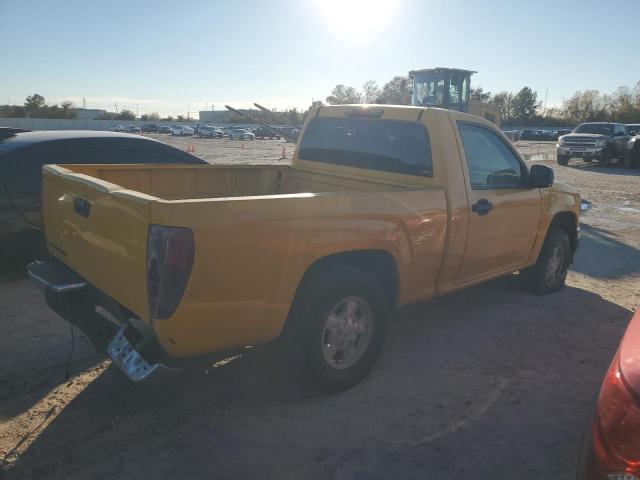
[457, 122, 525, 189]
[101, 143, 192, 164]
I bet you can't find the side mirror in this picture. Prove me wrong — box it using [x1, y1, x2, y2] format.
[529, 164, 554, 188]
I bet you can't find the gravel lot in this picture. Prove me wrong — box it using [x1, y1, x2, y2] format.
[1, 140, 638, 480]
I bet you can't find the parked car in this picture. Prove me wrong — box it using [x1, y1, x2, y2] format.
[29, 105, 579, 392]
[0, 130, 206, 265]
[626, 124, 640, 136]
[516, 129, 540, 141]
[556, 122, 629, 166]
[158, 125, 172, 134]
[553, 128, 574, 140]
[197, 126, 224, 138]
[228, 128, 255, 140]
[169, 125, 195, 136]
[518, 129, 556, 141]
[576, 309, 640, 479]
[126, 125, 141, 134]
[110, 125, 126, 132]
[625, 130, 640, 169]
[141, 124, 160, 133]
[253, 127, 281, 139]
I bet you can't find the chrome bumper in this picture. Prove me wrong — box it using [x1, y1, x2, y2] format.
[557, 146, 605, 155]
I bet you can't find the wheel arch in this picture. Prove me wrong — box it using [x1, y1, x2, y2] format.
[278, 249, 400, 342]
[549, 211, 579, 254]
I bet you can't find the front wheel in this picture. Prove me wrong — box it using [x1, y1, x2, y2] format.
[557, 155, 570, 166]
[598, 149, 610, 166]
[624, 151, 637, 169]
[286, 265, 388, 392]
[519, 228, 571, 294]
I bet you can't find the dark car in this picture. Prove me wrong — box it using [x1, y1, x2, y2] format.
[0, 130, 206, 265]
[556, 122, 629, 166]
[141, 124, 159, 133]
[518, 129, 544, 141]
[576, 310, 640, 479]
[253, 127, 281, 139]
[158, 125, 172, 134]
[554, 128, 574, 140]
[626, 124, 640, 136]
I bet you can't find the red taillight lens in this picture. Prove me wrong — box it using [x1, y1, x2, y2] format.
[592, 353, 640, 476]
[147, 225, 194, 320]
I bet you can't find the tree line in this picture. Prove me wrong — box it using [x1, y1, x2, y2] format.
[0, 94, 78, 119]
[320, 76, 640, 126]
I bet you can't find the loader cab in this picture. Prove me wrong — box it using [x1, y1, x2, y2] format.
[409, 67, 501, 127]
[410, 68, 474, 112]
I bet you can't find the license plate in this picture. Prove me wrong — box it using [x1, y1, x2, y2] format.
[107, 326, 160, 381]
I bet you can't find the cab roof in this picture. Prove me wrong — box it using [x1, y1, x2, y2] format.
[0, 130, 163, 152]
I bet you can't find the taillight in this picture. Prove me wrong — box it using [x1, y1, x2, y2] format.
[590, 353, 640, 479]
[147, 225, 194, 320]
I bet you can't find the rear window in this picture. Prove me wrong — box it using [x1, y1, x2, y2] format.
[298, 117, 432, 177]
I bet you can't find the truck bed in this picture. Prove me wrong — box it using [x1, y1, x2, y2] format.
[42, 162, 449, 356]
[63, 163, 408, 200]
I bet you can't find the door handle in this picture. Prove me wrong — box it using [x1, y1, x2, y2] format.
[472, 199, 493, 216]
[73, 197, 91, 218]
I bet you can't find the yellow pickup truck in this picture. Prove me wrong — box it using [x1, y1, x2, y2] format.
[29, 105, 580, 391]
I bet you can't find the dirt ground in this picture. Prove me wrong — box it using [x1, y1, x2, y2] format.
[1, 140, 639, 480]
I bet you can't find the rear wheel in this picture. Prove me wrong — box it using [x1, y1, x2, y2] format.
[285, 265, 388, 392]
[519, 228, 571, 294]
[557, 155, 570, 166]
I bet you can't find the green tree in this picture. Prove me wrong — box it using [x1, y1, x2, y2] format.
[119, 109, 136, 120]
[377, 76, 412, 105]
[471, 87, 492, 102]
[24, 93, 46, 112]
[140, 114, 150, 121]
[511, 87, 540, 122]
[326, 85, 362, 104]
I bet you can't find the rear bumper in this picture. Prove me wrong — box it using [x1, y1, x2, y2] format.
[27, 260, 173, 381]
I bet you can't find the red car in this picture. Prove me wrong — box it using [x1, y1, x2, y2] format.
[578, 310, 640, 479]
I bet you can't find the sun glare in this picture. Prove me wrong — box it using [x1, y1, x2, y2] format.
[314, 0, 400, 45]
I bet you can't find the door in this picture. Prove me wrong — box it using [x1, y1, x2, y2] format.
[612, 124, 629, 158]
[454, 122, 542, 284]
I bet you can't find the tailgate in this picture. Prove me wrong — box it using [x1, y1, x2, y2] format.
[42, 165, 155, 322]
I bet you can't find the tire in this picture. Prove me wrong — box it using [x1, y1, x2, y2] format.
[285, 265, 388, 392]
[519, 228, 571, 294]
[583, 158, 593, 163]
[624, 151, 637, 169]
[598, 149, 610, 166]
[557, 155, 570, 166]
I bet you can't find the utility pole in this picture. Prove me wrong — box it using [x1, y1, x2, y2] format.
[115, 102, 119, 114]
[136, 104, 139, 117]
[187, 104, 191, 120]
[83, 97, 86, 109]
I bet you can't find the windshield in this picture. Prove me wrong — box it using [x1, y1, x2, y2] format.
[575, 123, 614, 134]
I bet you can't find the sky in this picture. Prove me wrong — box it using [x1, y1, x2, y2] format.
[2, 0, 639, 117]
